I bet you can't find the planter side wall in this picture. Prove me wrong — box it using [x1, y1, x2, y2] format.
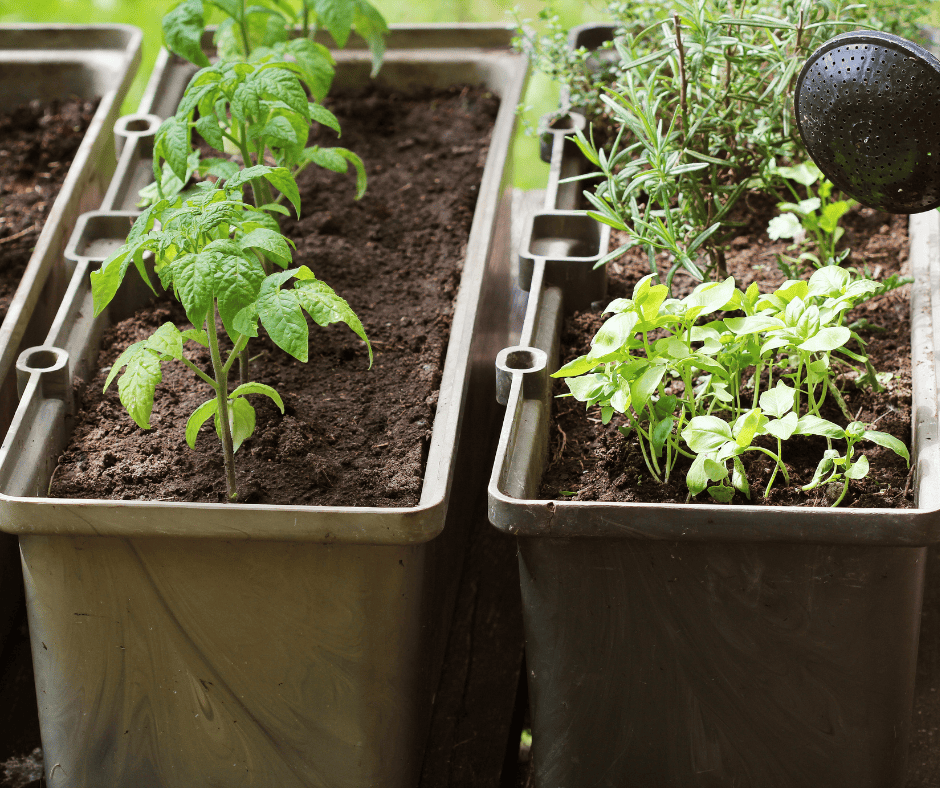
[519, 537, 923, 788]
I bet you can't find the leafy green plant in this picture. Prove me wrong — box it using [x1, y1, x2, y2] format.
[766, 160, 856, 270]
[148, 51, 366, 226]
[92, 180, 371, 501]
[163, 0, 387, 75]
[554, 267, 908, 506]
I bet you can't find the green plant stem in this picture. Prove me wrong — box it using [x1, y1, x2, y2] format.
[238, 0, 252, 57]
[222, 334, 250, 377]
[207, 307, 239, 500]
[180, 356, 218, 388]
[826, 375, 854, 422]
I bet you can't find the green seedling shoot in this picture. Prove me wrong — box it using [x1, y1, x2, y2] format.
[555, 266, 906, 507]
[92, 180, 371, 502]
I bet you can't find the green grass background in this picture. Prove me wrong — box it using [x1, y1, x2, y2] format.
[0, 0, 610, 188]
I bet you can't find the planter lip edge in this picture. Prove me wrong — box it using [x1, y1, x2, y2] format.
[0, 32, 530, 546]
[487, 204, 940, 545]
[0, 24, 142, 424]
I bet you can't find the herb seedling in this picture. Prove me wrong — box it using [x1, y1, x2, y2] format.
[555, 267, 908, 506]
[766, 160, 856, 269]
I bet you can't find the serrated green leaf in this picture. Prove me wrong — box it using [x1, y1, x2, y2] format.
[286, 38, 335, 101]
[254, 64, 309, 117]
[186, 397, 219, 449]
[256, 270, 309, 361]
[262, 168, 301, 216]
[233, 303, 260, 337]
[210, 247, 267, 333]
[308, 102, 341, 135]
[312, 0, 355, 46]
[240, 227, 293, 269]
[117, 346, 163, 430]
[145, 323, 184, 360]
[155, 116, 192, 183]
[163, 0, 211, 68]
[308, 146, 347, 172]
[261, 114, 299, 149]
[195, 115, 226, 151]
[199, 157, 240, 182]
[331, 147, 367, 199]
[294, 275, 372, 365]
[167, 252, 215, 328]
[353, 0, 388, 76]
[182, 328, 209, 347]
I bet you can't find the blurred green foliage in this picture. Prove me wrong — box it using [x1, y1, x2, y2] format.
[0, 0, 609, 187]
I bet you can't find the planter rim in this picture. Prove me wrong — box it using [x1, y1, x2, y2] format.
[488, 207, 940, 545]
[0, 27, 529, 545]
[0, 25, 142, 431]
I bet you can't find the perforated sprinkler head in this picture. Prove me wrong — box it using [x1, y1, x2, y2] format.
[795, 30, 940, 213]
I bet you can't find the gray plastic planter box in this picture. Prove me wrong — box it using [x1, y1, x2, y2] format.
[0, 26, 527, 788]
[488, 111, 940, 785]
[0, 24, 141, 439]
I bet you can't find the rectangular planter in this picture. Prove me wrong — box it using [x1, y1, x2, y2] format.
[0, 24, 141, 439]
[0, 26, 528, 788]
[0, 23, 140, 666]
[487, 115, 940, 787]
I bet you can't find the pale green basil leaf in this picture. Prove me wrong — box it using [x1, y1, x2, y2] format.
[609, 384, 631, 414]
[759, 381, 795, 418]
[808, 265, 850, 297]
[767, 212, 802, 241]
[724, 314, 784, 335]
[687, 453, 709, 496]
[845, 454, 870, 480]
[802, 449, 841, 491]
[553, 354, 599, 379]
[682, 415, 734, 453]
[795, 414, 845, 439]
[704, 458, 729, 482]
[799, 326, 851, 353]
[566, 374, 607, 403]
[682, 276, 736, 319]
[731, 455, 750, 498]
[708, 484, 735, 503]
[764, 411, 799, 441]
[630, 364, 666, 413]
[733, 408, 765, 448]
[651, 416, 674, 459]
[588, 312, 638, 358]
[862, 430, 910, 463]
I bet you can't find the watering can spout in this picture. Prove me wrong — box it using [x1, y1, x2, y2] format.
[796, 30, 940, 214]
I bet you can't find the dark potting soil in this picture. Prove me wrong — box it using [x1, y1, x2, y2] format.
[539, 199, 915, 508]
[0, 97, 98, 322]
[48, 85, 499, 507]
